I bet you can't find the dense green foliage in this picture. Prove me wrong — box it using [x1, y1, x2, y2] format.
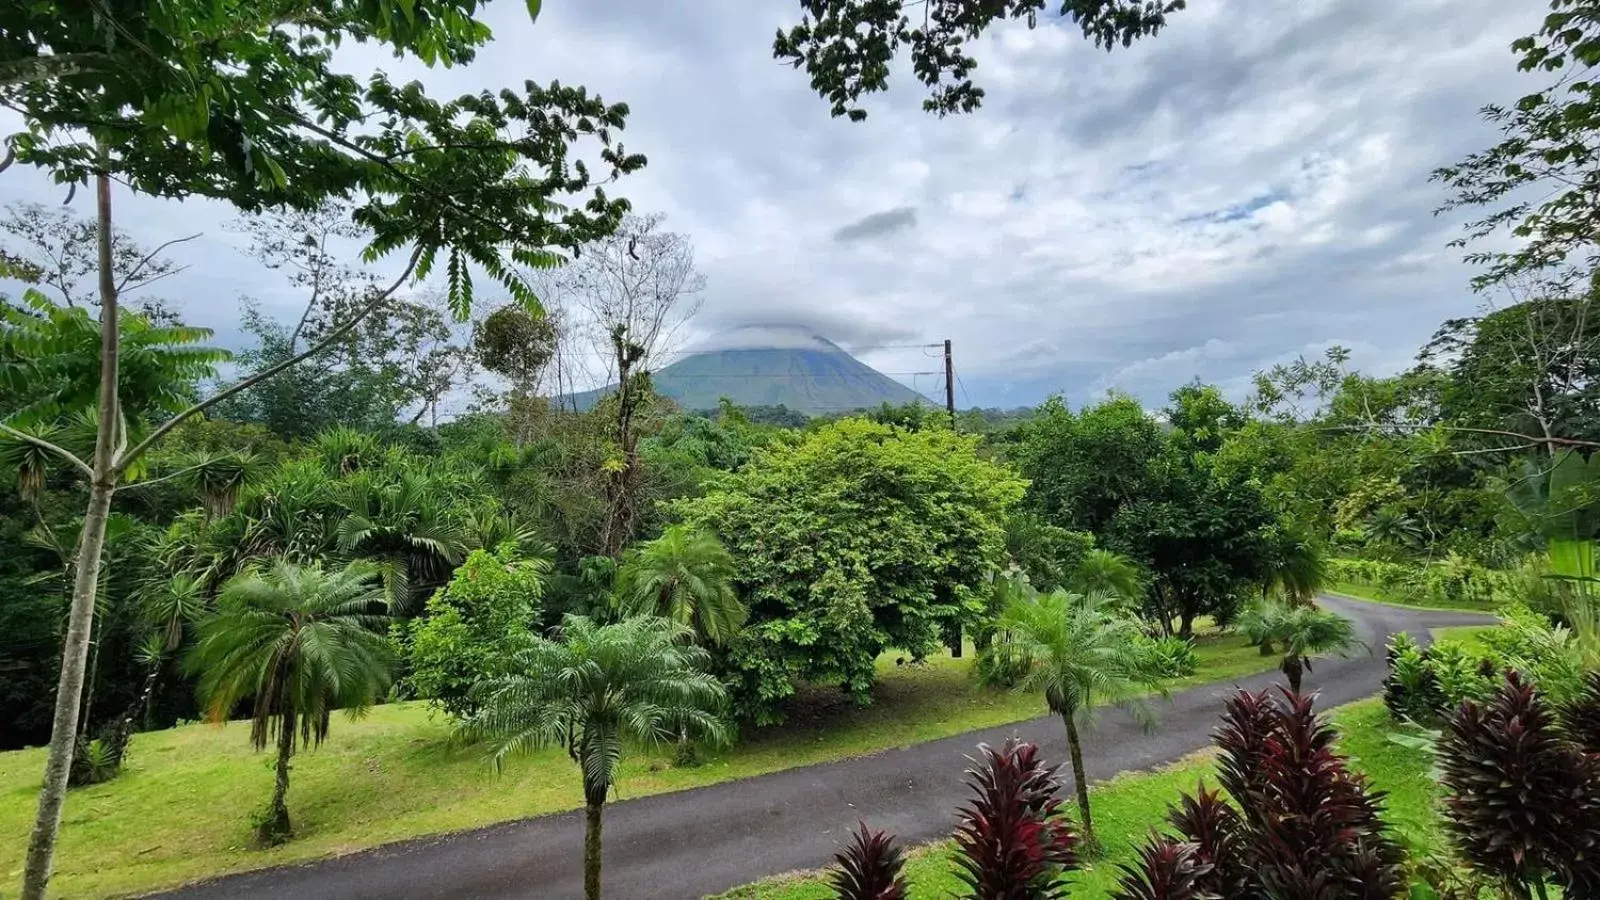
[675, 420, 1025, 724]
[400, 548, 547, 718]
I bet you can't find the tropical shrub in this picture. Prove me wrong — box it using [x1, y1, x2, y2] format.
[1329, 554, 1546, 610]
[1135, 634, 1198, 679]
[1438, 670, 1600, 897]
[399, 546, 547, 718]
[952, 739, 1079, 898]
[1381, 606, 1586, 723]
[830, 823, 907, 900]
[1382, 632, 1445, 722]
[1128, 689, 1405, 897]
[1234, 600, 1359, 693]
[674, 419, 1024, 724]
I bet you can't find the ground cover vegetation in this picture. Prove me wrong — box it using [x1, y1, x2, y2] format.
[4, 0, 1600, 897]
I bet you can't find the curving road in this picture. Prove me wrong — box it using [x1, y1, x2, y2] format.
[157, 596, 1490, 900]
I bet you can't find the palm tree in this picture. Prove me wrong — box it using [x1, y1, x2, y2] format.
[616, 525, 746, 645]
[461, 615, 728, 900]
[1259, 527, 1328, 606]
[336, 469, 468, 613]
[1241, 600, 1360, 693]
[997, 589, 1167, 849]
[185, 560, 394, 845]
[1068, 548, 1143, 606]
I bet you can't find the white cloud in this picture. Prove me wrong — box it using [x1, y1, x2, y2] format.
[0, 0, 1553, 409]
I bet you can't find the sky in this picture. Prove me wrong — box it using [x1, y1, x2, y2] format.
[2, 0, 1549, 410]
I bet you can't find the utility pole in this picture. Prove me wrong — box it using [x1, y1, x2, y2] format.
[943, 337, 964, 659]
[943, 338, 956, 430]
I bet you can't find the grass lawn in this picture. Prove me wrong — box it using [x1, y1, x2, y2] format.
[714, 699, 1438, 899]
[1430, 624, 1497, 653]
[0, 628, 1271, 898]
[1327, 580, 1499, 614]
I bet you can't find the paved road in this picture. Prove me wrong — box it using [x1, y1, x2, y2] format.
[159, 596, 1490, 900]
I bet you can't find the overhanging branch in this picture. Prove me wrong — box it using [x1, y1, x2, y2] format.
[115, 245, 424, 471]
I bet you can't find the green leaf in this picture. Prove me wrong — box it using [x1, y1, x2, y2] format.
[526, 0, 542, 22]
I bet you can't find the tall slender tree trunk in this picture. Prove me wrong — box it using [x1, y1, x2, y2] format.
[1178, 610, 1195, 640]
[78, 616, 103, 740]
[260, 711, 295, 845]
[1284, 655, 1304, 694]
[23, 170, 122, 900]
[584, 801, 604, 900]
[1062, 712, 1096, 852]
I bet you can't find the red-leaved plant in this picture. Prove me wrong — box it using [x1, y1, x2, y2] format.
[1562, 671, 1600, 754]
[952, 738, 1079, 899]
[1116, 689, 1405, 900]
[1438, 669, 1600, 898]
[1110, 838, 1217, 900]
[830, 822, 908, 900]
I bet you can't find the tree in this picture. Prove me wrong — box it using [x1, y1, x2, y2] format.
[1068, 547, 1143, 606]
[0, 202, 186, 313]
[474, 303, 559, 397]
[401, 547, 546, 719]
[995, 588, 1166, 849]
[1419, 293, 1600, 452]
[461, 615, 728, 900]
[1004, 511, 1094, 591]
[674, 419, 1024, 723]
[7, 2, 644, 890]
[616, 525, 746, 646]
[1433, 0, 1600, 289]
[1016, 395, 1163, 534]
[543, 215, 706, 557]
[215, 204, 475, 436]
[1237, 601, 1359, 693]
[773, 0, 1184, 120]
[185, 561, 394, 845]
[1257, 525, 1328, 605]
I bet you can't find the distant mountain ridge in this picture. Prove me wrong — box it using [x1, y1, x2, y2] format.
[566, 326, 932, 415]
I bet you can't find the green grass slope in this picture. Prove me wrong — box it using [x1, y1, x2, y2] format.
[0, 631, 1269, 898]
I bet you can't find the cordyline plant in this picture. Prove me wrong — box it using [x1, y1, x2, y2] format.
[1438, 670, 1600, 899]
[952, 739, 1079, 900]
[830, 823, 908, 900]
[829, 739, 1077, 900]
[1563, 671, 1600, 753]
[1109, 839, 1217, 900]
[1119, 689, 1406, 899]
[4, 3, 645, 896]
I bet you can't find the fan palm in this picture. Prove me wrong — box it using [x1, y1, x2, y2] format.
[1068, 548, 1144, 606]
[616, 525, 746, 645]
[1241, 600, 1361, 693]
[336, 470, 467, 613]
[461, 615, 728, 900]
[185, 560, 394, 845]
[1259, 527, 1328, 606]
[997, 589, 1168, 849]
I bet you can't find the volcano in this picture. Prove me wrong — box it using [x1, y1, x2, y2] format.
[569, 326, 933, 415]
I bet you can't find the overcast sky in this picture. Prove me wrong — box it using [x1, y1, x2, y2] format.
[2, 0, 1547, 409]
